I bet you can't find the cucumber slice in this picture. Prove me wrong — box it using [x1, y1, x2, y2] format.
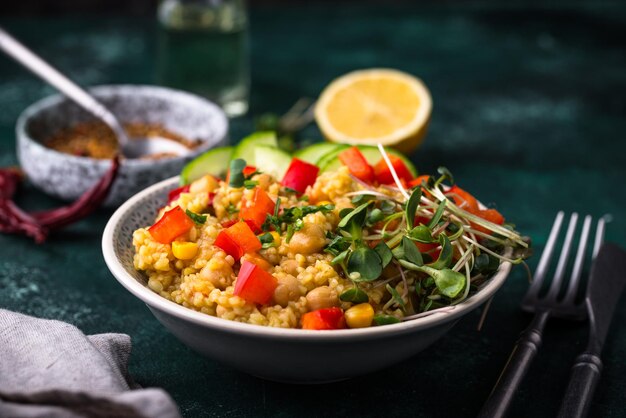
[316, 144, 350, 169]
[254, 145, 292, 180]
[320, 145, 418, 176]
[294, 143, 346, 165]
[232, 131, 278, 166]
[180, 146, 234, 185]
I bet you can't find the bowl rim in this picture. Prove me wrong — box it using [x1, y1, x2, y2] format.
[102, 176, 512, 340]
[15, 84, 228, 167]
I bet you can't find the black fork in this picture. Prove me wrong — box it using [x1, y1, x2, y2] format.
[478, 212, 606, 418]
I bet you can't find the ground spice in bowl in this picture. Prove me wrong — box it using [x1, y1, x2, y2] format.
[45, 121, 201, 159]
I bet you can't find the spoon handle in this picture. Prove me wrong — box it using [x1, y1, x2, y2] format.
[0, 26, 127, 143]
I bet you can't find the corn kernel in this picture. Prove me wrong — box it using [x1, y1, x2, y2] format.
[316, 200, 332, 206]
[172, 241, 198, 260]
[344, 303, 375, 328]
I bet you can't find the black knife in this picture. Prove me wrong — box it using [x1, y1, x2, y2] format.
[557, 243, 626, 418]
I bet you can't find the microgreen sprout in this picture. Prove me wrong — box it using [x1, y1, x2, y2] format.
[325, 145, 530, 325]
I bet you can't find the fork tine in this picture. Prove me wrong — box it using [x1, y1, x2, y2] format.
[592, 216, 607, 258]
[546, 213, 579, 300]
[562, 215, 592, 304]
[526, 211, 565, 299]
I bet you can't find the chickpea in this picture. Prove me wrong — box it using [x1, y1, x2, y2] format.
[309, 188, 329, 205]
[306, 286, 339, 311]
[280, 259, 300, 276]
[273, 274, 302, 307]
[287, 223, 326, 255]
[199, 259, 233, 290]
[190, 175, 218, 194]
[255, 173, 272, 190]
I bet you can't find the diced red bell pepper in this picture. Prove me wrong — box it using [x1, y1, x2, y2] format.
[338, 147, 375, 183]
[301, 307, 346, 330]
[243, 165, 257, 177]
[167, 185, 190, 204]
[221, 218, 258, 231]
[208, 192, 216, 206]
[214, 221, 262, 260]
[447, 185, 479, 213]
[281, 158, 320, 194]
[240, 187, 275, 232]
[471, 209, 505, 235]
[413, 215, 431, 226]
[234, 261, 278, 304]
[374, 155, 414, 185]
[408, 175, 430, 189]
[148, 206, 195, 244]
[415, 241, 441, 260]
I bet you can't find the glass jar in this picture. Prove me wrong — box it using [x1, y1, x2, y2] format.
[157, 0, 249, 117]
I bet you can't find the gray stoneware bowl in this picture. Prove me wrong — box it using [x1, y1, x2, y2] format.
[102, 176, 513, 383]
[16, 85, 228, 207]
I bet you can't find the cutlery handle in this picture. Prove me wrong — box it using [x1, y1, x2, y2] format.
[478, 311, 549, 418]
[0, 26, 127, 145]
[557, 352, 603, 418]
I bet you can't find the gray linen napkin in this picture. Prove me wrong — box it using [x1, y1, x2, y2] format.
[0, 309, 181, 418]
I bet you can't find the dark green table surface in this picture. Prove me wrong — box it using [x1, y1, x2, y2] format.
[1, 3, 625, 417]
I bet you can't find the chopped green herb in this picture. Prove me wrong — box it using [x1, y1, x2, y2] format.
[340, 288, 369, 304]
[244, 180, 259, 189]
[185, 209, 207, 225]
[226, 203, 239, 215]
[259, 232, 276, 249]
[373, 315, 401, 326]
[283, 187, 299, 194]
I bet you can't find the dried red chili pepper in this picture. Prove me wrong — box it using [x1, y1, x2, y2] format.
[0, 157, 120, 243]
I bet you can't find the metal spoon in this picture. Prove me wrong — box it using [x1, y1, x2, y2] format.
[0, 26, 189, 159]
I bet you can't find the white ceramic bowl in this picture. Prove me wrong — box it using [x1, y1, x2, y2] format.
[17, 85, 228, 207]
[102, 177, 512, 383]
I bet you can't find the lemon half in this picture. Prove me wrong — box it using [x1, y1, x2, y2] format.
[315, 69, 432, 154]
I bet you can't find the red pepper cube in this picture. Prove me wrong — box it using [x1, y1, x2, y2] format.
[243, 165, 257, 177]
[234, 261, 278, 304]
[281, 158, 320, 194]
[472, 209, 505, 235]
[415, 241, 441, 261]
[301, 307, 346, 330]
[408, 175, 430, 189]
[374, 155, 414, 185]
[148, 206, 195, 244]
[214, 230, 242, 259]
[167, 185, 190, 204]
[240, 187, 275, 232]
[447, 185, 480, 213]
[214, 221, 262, 260]
[207, 191, 216, 206]
[338, 147, 375, 184]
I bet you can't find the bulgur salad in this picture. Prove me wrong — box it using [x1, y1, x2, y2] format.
[132, 133, 529, 330]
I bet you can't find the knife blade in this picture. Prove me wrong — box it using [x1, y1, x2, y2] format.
[557, 242, 626, 418]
